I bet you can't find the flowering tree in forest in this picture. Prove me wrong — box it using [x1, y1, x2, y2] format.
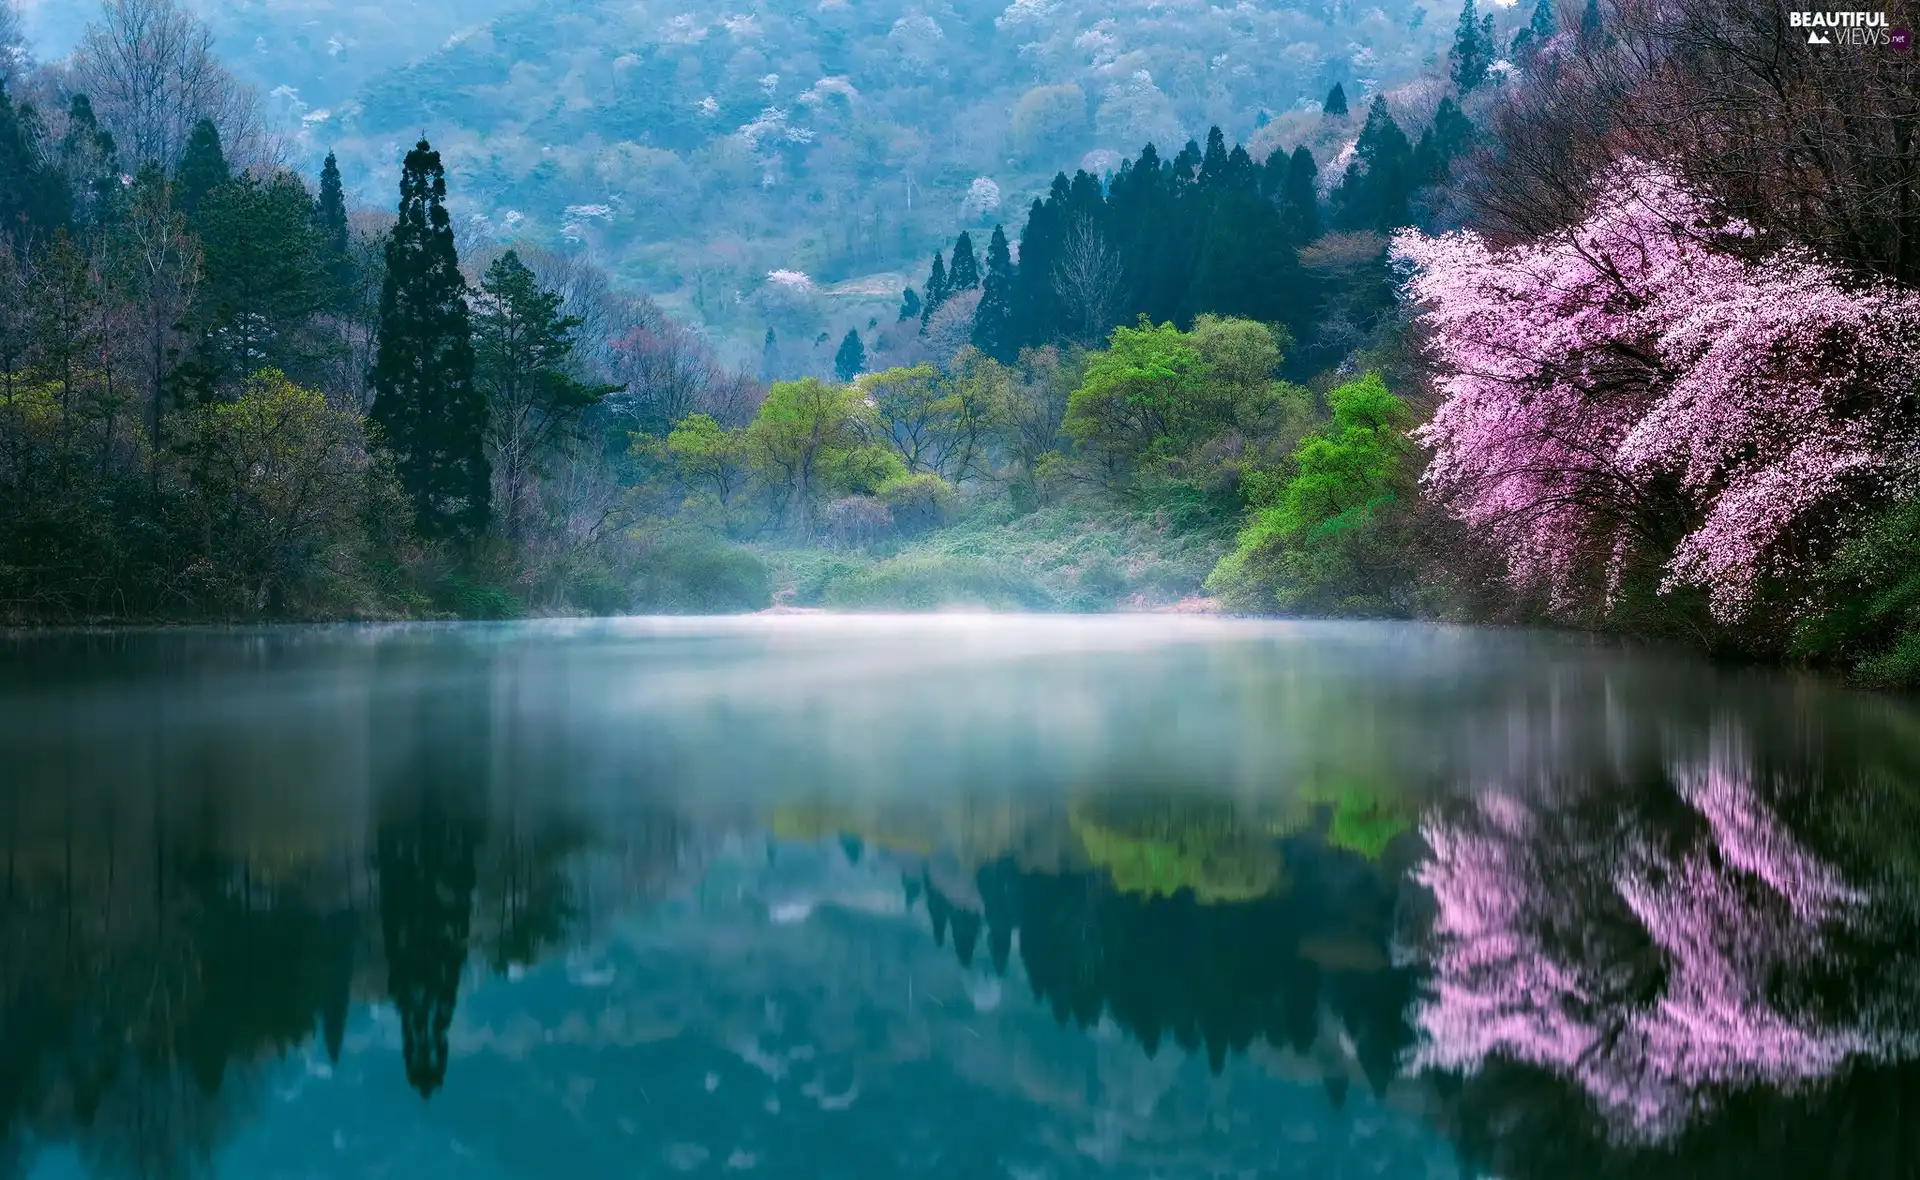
[1412, 732, 1917, 1141]
[1392, 160, 1920, 621]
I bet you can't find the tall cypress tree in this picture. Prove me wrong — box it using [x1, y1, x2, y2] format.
[1450, 0, 1492, 93]
[60, 94, 121, 241]
[175, 118, 228, 220]
[1009, 194, 1059, 350]
[970, 224, 1018, 362]
[1333, 97, 1414, 233]
[1510, 0, 1556, 55]
[1323, 83, 1349, 117]
[919, 250, 949, 328]
[947, 231, 980, 292]
[897, 286, 921, 322]
[368, 139, 489, 543]
[1281, 145, 1320, 243]
[315, 150, 355, 312]
[760, 327, 779, 382]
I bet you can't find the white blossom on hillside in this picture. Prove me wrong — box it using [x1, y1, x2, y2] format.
[960, 177, 1001, 222]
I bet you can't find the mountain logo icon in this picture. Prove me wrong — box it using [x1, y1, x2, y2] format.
[1808, 28, 1832, 43]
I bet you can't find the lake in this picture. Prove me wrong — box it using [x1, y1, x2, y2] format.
[3, 616, 1919, 1179]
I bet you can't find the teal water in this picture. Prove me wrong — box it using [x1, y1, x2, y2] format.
[3, 617, 1919, 1179]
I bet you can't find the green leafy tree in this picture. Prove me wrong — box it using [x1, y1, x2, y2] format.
[473, 249, 616, 542]
[970, 224, 1018, 362]
[1062, 318, 1206, 486]
[1323, 83, 1349, 117]
[368, 139, 489, 543]
[167, 369, 382, 615]
[833, 327, 866, 381]
[1206, 371, 1413, 615]
[174, 117, 228, 220]
[665, 411, 750, 511]
[744, 376, 904, 535]
[1794, 494, 1920, 688]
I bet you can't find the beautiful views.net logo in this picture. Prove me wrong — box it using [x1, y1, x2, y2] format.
[1789, 10, 1903, 46]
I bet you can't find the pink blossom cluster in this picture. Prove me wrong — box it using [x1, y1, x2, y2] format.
[1393, 160, 1920, 619]
[1411, 738, 1914, 1142]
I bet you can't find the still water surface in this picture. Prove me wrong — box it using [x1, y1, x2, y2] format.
[3, 617, 1920, 1179]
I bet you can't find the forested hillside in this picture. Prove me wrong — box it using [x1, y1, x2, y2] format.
[20, 0, 1460, 364]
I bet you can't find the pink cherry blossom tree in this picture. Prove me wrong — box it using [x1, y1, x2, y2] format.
[1392, 160, 1920, 621]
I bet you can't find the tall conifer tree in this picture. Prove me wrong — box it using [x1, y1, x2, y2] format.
[1334, 97, 1414, 233]
[948, 231, 980, 292]
[970, 224, 1018, 362]
[919, 250, 949, 328]
[368, 139, 489, 542]
[1450, 0, 1492, 93]
[1323, 83, 1349, 116]
[315, 150, 355, 312]
[1282, 146, 1320, 242]
[833, 328, 866, 381]
[174, 118, 228, 220]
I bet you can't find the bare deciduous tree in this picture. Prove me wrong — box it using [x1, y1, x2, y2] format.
[1051, 216, 1125, 345]
[71, 0, 266, 170]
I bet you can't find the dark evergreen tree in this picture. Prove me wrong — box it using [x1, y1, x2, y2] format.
[1450, 0, 1493, 93]
[368, 139, 490, 542]
[1580, 0, 1602, 38]
[1189, 144, 1296, 326]
[1323, 82, 1349, 117]
[314, 150, 355, 312]
[1009, 193, 1061, 349]
[59, 94, 121, 242]
[919, 249, 949, 327]
[1281, 145, 1320, 243]
[0, 83, 69, 243]
[174, 117, 228, 220]
[760, 327, 779, 381]
[1333, 97, 1415, 234]
[947, 230, 980, 292]
[832, 327, 866, 381]
[970, 223, 1018, 362]
[1511, 0, 1556, 55]
[379, 797, 481, 1099]
[474, 249, 615, 541]
[188, 171, 327, 392]
[1198, 126, 1230, 189]
[897, 285, 921, 322]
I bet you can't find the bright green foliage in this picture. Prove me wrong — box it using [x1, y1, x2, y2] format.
[1794, 493, 1920, 688]
[1207, 371, 1413, 615]
[1063, 316, 1303, 492]
[744, 377, 905, 535]
[876, 471, 956, 535]
[368, 139, 490, 543]
[1069, 799, 1285, 903]
[833, 328, 866, 381]
[1063, 319, 1207, 482]
[168, 369, 389, 616]
[666, 412, 750, 505]
[474, 249, 615, 541]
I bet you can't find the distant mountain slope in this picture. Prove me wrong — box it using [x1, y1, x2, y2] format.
[100, 0, 1448, 359]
